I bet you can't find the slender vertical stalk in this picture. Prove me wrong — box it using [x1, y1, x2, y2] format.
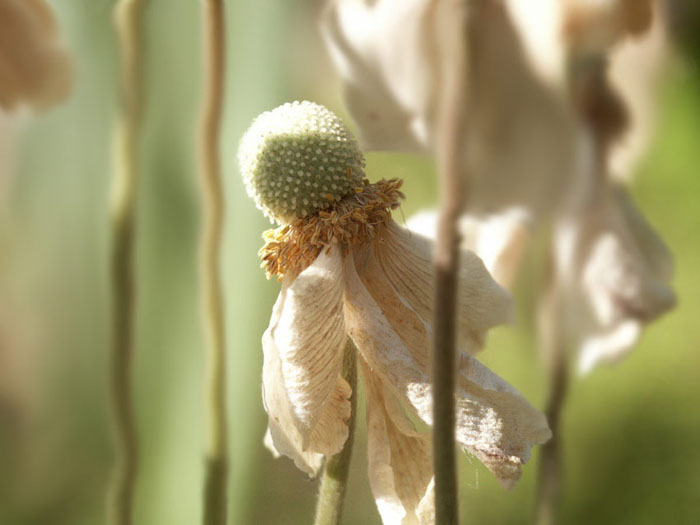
[109, 1, 147, 524]
[313, 341, 358, 525]
[535, 50, 620, 525]
[433, 1, 471, 523]
[199, 1, 228, 524]
[534, 286, 569, 525]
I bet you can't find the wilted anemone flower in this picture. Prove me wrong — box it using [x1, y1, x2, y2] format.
[239, 101, 551, 522]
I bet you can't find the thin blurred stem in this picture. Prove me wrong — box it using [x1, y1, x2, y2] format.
[536, 48, 617, 525]
[199, 1, 229, 524]
[313, 341, 358, 525]
[433, 0, 471, 523]
[534, 287, 569, 525]
[109, 1, 147, 524]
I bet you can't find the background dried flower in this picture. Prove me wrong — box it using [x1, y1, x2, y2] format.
[0, 0, 72, 112]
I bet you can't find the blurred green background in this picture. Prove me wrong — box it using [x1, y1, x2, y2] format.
[0, 1, 698, 524]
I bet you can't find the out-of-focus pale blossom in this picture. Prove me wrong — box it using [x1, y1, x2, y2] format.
[240, 102, 551, 523]
[562, 0, 653, 54]
[322, 0, 576, 221]
[607, 7, 668, 181]
[407, 208, 531, 289]
[0, 0, 73, 113]
[321, 0, 675, 374]
[555, 1, 675, 372]
[552, 169, 675, 373]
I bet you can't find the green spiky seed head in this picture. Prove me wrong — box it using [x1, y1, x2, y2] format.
[238, 101, 365, 224]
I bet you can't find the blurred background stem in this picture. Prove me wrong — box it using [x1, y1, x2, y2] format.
[534, 286, 569, 525]
[313, 341, 358, 525]
[199, 1, 229, 524]
[109, 1, 147, 524]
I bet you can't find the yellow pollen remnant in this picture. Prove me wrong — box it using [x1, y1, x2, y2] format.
[259, 178, 404, 280]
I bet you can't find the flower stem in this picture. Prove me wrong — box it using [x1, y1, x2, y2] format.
[433, 1, 471, 523]
[313, 340, 358, 525]
[198, 1, 229, 524]
[535, 49, 617, 525]
[534, 287, 569, 525]
[109, 1, 147, 524]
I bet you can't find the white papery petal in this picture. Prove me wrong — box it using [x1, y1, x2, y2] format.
[271, 245, 350, 450]
[608, 7, 667, 181]
[407, 208, 532, 289]
[374, 221, 513, 354]
[307, 374, 353, 454]
[345, 250, 551, 488]
[362, 358, 434, 525]
[554, 187, 675, 373]
[262, 294, 323, 476]
[321, 0, 439, 152]
[503, 0, 566, 86]
[262, 247, 352, 472]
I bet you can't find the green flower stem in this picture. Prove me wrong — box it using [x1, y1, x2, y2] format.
[109, 1, 147, 524]
[198, 1, 229, 524]
[313, 340, 358, 525]
[433, 1, 472, 523]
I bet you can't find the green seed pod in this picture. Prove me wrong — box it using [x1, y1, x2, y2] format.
[238, 101, 365, 223]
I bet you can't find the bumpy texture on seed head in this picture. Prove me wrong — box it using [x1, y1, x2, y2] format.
[238, 101, 366, 223]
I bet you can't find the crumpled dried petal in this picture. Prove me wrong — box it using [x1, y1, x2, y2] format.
[263, 246, 352, 471]
[362, 357, 434, 525]
[0, 0, 72, 112]
[406, 208, 532, 289]
[554, 187, 675, 373]
[344, 240, 551, 487]
[373, 221, 513, 353]
[262, 296, 323, 476]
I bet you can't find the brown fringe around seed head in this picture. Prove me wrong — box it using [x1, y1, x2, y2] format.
[259, 178, 404, 280]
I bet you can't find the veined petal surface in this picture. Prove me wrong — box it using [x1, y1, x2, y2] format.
[362, 358, 434, 525]
[373, 221, 512, 354]
[262, 246, 352, 470]
[344, 250, 551, 487]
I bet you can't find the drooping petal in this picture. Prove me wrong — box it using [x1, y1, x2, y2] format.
[362, 358, 434, 525]
[263, 313, 351, 475]
[273, 245, 349, 448]
[262, 246, 352, 472]
[344, 251, 551, 488]
[262, 296, 323, 476]
[607, 7, 667, 182]
[307, 372, 353, 455]
[553, 187, 675, 374]
[406, 208, 532, 289]
[321, 0, 440, 152]
[373, 220, 512, 354]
